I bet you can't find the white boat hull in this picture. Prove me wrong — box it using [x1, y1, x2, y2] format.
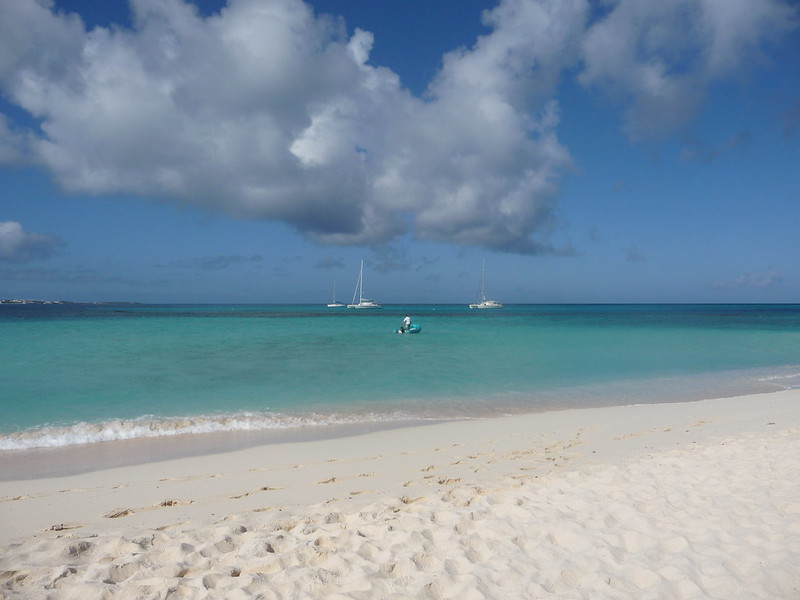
[347, 301, 382, 309]
[470, 300, 503, 309]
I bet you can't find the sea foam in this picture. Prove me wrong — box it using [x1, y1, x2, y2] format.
[0, 411, 420, 451]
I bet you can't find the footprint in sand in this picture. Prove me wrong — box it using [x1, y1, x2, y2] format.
[66, 541, 95, 557]
[399, 495, 426, 504]
[158, 499, 192, 507]
[102, 499, 190, 519]
[104, 508, 134, 518]
[436, 477, 462, 485]
[49, 523, 83, 532]
[104, 562, 139, 584]
[614, 432, 646, 440]
[230, 486, 282, 499]
[159, 474, 219, 482]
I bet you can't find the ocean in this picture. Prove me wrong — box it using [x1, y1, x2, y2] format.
[2, 303, 800, 464]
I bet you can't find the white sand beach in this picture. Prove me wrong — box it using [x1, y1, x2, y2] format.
[1, 390, 799, 599]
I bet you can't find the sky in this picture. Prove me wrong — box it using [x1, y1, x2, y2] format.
[1, 0, 799, 304]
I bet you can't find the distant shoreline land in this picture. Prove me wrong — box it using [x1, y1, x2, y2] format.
[1, 299, 70, 305]
[0, 299, 141, 305]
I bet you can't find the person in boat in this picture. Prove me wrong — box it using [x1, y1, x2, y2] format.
[402, 315, 411, 332]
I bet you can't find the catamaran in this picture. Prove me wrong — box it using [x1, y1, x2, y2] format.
[348, 260, 382, 309]
[326, 281, 345, 308]
[469, 258, 503, 309]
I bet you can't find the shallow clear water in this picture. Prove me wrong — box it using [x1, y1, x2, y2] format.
[2, 303, 799, 450]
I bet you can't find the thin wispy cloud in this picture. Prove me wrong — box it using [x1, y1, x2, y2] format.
[681, 132, 752, 163]
[193, 255, 263, 271]
[157, 254, 263, 271]
[783, 96, 800, 139]
[714, 271, 785, 290]
[0, 266, 135, 286]
[0, 0, 796, 256]
[623, 245, 645, 263]
[314, 256, 345, 270]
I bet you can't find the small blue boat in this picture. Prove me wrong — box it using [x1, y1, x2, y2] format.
[396, 323, 422, 334]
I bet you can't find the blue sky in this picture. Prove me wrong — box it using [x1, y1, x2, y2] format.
[1, 0, 798, 303]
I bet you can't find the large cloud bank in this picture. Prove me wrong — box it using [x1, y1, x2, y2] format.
[0, 0, 795, 253]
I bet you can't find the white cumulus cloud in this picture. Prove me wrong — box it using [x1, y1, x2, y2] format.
[579, 0, 797, 140]
[0, 221, 65, 263]
[0, 0, 796, 252]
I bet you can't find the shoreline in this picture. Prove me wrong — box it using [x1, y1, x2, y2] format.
[0, 419, 447, 481]
[2, 390, 799, 598]
[2, 364, 794, 479]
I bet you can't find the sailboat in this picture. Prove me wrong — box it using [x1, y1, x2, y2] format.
[469, 258, 503, 309]
[326, 281, 345, 308]
[347, 260, 382, 309]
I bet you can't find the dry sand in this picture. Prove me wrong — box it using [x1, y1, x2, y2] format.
[1, 390, 799, 599]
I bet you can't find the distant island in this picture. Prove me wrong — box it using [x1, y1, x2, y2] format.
[1, 299, 70, 305]
[1, 299, 141, 305]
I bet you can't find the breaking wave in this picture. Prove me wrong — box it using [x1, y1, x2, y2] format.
[0, 411, 428, 451]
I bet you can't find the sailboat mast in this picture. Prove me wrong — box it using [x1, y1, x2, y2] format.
[480, 258, 487, 302]
[360, 260, 364, 303]
[352, 260, 363, 305]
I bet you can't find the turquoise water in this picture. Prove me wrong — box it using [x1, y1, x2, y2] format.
[2, 303, 800, 450]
